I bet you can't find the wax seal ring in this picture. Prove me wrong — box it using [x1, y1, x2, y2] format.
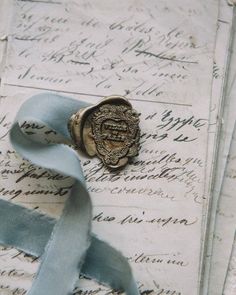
[68, 95, 140, 169]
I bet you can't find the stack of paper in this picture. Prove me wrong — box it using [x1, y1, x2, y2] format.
[0, 0, 236, 294]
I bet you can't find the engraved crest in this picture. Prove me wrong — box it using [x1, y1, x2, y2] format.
[89, 103, 140, 167]
[69, 96, 140, 169]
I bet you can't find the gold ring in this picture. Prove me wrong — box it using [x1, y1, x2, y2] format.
[68, 95, 140, 169]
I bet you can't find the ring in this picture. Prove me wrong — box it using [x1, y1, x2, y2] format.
[68, 95, 140, 169]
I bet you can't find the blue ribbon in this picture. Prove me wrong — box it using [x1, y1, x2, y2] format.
[0, 93, 139, 295]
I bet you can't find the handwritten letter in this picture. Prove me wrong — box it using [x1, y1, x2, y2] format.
[0, 0, 220, 294]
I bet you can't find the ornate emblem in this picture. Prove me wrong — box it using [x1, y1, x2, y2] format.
[68, 96, 140, 169]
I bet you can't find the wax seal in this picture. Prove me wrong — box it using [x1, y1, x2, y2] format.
[68, 95, 140, 169]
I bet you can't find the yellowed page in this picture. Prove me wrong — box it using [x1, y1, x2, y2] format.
[0, 0, 219, 294]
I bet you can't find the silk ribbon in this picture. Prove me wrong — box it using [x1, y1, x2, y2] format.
[0, 93, 139, 295]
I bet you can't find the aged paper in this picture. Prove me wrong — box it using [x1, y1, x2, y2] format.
[0, 0, 219, 294]
[0, 0, 12, 78]
[207, 7, 236, 294]
[201, 1, 235, 294]
[208, 124, 236, 295]
[224, 232, 236, 294]
[2, 0, 216, 113]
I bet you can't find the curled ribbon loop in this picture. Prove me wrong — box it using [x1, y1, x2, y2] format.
[0, 93, 139, 295]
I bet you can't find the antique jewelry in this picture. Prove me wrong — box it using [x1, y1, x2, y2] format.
[68, 95, 140, 169]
